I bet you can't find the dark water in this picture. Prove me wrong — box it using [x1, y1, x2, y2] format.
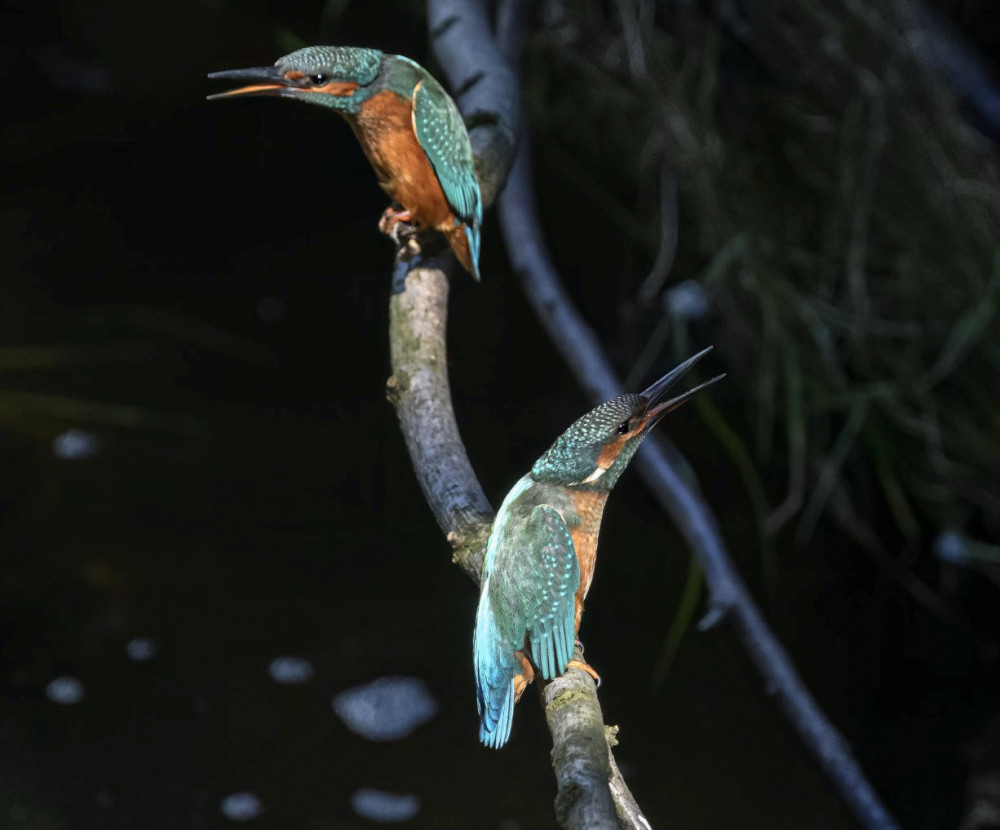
[2, 1, 993, 828]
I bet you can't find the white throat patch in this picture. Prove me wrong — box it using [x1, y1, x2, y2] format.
[576, 465, 607, 485]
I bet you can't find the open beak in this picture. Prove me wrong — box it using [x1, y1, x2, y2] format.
[639, 346, 725, 429]
[206, 66, 299, 101]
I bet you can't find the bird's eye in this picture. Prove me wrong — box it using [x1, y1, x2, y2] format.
[617, 419, 630, 435]
[310, 74, 328, 85]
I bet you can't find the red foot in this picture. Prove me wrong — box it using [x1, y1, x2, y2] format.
[514, 652, 536, 702]
[378, 206, 413, 238]
[567, 658, 602, 688]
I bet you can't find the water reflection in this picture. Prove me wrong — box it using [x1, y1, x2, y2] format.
[45, 675, 84, 705]
[332, 676, 437, 742]
[268, 655, 313, 684]
[51, 428, 100, 460]
[125, 637, 158, 662]
[351, 788, 420, 823]
[219, 791, 262, 822]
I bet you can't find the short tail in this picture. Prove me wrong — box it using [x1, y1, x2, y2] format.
[479, 679, 515, 749]
[444, 222, 481, 281]
[464, 224, 481, 281]
[474, 588, 515, 748]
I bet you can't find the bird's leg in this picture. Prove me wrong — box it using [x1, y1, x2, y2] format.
[513, 651, 536, 701]
[386, 207, 426, 294]
[570, 602, 603, 685]
[378, 205, 414, 238]
[567, 639, 602, 688]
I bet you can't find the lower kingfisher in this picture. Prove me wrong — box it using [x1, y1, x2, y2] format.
[208, 46, 482, 281]
[474, 347, 724, 748]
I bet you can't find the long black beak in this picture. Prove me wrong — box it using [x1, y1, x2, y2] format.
[639, 346, 725, 427]
[206, 66, 296, 101]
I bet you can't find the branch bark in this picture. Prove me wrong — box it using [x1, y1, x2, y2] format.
[383, 1, 642, 827]
[386, 258, 493, 581]
[542, 660, 627, 829]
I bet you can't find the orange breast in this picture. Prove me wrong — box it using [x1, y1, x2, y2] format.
[569, 489, 609, 634]
[353, 90, 454, 231]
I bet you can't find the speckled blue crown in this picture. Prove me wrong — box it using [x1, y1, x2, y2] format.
[531, 394, 645, 485]
[276, 46, 383, 86]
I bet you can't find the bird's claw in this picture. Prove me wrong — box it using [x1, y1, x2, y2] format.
[379, 206, 414, 239]
[567, 658, 602, 689]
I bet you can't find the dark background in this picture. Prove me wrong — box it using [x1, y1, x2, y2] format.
[1, 1, 997, 828]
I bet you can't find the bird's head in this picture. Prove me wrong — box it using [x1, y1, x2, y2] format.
[531, 347, 724, 490]
[208, 46, 384, 113]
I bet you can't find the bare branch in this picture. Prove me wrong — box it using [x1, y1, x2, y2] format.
[606, 727, 651, 830]
[382, 1, 645, 827]
[496, 120, 902, 830]
[636, 166, 679, 306]
[542, 658, 619, 829]
[386, 259, 493, 581]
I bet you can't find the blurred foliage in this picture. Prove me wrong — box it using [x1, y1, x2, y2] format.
[0, 305, 279, 443]
[529, 0, 1000, 561]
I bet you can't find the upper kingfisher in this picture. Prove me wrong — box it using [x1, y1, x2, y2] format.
[474, 347, 724, 748]
[208, 46, 483, 281]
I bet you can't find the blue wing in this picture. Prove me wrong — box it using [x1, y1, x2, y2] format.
[473, 504, 579, 748]
[521, 505, 579, 681]
[411, 75, 483, 278]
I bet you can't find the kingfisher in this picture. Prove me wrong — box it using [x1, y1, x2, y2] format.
[474, 348, 724, 748]
[208, 46, 482, 281]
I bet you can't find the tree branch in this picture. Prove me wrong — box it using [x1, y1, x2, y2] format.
[427, 0, 520, 206]
[386, 258, 493, 581]
[382, 1, 643, 827]
[495, 88, 903, 830]
[541, 662, 631, 829]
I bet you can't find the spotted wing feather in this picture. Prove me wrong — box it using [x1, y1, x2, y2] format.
[410, 75, 482, 277]
[520, 505, 579, 680]
[474, 503, 580, 747]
